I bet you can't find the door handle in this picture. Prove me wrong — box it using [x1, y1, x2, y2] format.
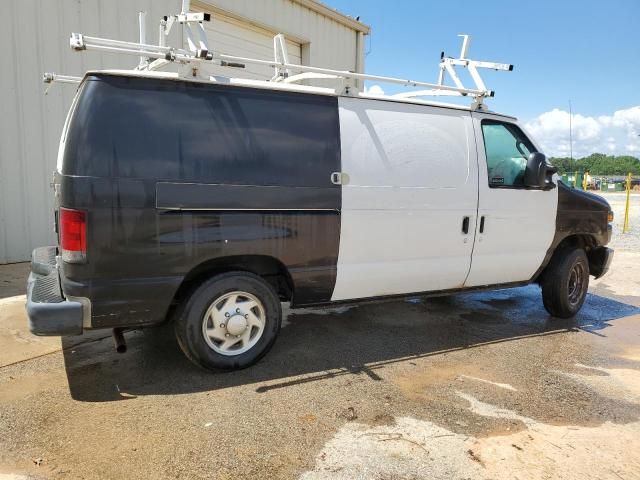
[461, 216, 470, 235]
[479, 216, 485, 234]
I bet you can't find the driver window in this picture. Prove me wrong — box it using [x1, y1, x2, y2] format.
[481, 121, 534, 188]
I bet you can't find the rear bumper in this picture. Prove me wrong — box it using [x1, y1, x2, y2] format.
[589, 247, 614, 280]
[26, 246, 86, 336]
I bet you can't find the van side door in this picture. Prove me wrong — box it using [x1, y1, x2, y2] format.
[465, 113, 558, 287]
[331, 98, 479, 301]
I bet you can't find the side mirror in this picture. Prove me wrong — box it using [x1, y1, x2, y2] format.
[524, 152, 557, 189]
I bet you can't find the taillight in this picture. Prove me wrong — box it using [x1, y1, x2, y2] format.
[60, 208, 87, 263]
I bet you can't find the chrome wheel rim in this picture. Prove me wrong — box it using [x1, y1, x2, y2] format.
[202, 291, 266, 356]
[567, 263, 586, 306]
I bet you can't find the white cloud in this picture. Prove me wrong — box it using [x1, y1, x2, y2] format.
[525, 106, 640, 157]
[363, 84, 385, 96]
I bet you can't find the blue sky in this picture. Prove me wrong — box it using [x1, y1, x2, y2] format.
[328, 0, 640, 157]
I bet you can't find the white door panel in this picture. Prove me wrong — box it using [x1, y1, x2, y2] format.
[467, 190, 556, 285]
[332, 98, 478, 301]
[336, 210, 475, 299]
[465, 114, 557, 287]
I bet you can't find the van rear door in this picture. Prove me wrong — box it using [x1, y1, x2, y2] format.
[331, 98, 478, 300]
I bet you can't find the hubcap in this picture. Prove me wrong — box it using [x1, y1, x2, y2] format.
[226, 314, 248, 336]
[567, 262, 585, 306]
[201, 291, 266, 356]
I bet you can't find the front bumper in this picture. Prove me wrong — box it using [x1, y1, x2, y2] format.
[26, 246, 84, 336]
[589, 247, 614, 279]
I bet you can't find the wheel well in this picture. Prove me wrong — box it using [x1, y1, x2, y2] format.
[554, 234, 597, 254]
[168, 255, 293, 318]
[536, 234, 597, 283]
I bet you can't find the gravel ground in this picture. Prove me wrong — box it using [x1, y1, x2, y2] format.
[598, 191, 640, 252]
[0, 191, 639, 480]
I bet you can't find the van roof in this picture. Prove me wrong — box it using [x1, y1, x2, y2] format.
[81, 69, 517, 121]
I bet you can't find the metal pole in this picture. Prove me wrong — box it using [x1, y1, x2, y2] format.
[459, 34, 470, 58]
[159, 18, 166, 48]
[43, 73, 82, 84]
[623, 172, 631, 233]
[138, 11, 147, 68]
[355, 31, 365, 91]
[569, 100, 573, 163]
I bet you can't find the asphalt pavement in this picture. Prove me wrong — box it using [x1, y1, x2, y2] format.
[1, 192, 639, 479]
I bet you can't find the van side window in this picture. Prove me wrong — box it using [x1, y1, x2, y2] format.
[62, 76, 340, 187]
[481, 120, 535, 188]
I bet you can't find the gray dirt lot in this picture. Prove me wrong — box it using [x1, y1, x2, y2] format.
[606, 192, 640, 252]
[0, 192, 639, 480]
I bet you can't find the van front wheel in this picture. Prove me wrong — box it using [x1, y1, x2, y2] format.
[174, 272, 281, 371]
[541, 248, 590, 318]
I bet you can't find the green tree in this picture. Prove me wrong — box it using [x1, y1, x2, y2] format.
[549, 154, 640, 175]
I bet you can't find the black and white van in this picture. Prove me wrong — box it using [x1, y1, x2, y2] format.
[27, 71, 613, 370]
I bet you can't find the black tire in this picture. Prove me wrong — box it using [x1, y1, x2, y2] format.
[541, 247, 590, 318]
[174, 271, 281, 371]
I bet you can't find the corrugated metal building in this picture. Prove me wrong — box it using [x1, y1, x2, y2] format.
[0, 0, 369, 263]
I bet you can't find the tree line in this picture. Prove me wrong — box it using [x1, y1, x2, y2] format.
[549, 153, 640, 175]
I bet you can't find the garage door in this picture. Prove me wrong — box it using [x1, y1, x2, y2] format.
[198, 11, 302, 81]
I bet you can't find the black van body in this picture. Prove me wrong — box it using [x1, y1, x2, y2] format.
[27, 73, 613, 370]
[50, 74, 342, 328]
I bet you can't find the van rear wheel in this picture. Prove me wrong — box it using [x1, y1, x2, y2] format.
[541, 248, 590, 318]
[174, 272, 281, 371]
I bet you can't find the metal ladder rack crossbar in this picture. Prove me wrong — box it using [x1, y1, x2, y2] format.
[44, 1, 514, 109]
[65, 33, 489, 96]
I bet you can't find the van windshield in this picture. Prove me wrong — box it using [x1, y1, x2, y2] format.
[62, 75, 340, 187]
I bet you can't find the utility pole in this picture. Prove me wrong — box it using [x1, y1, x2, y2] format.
[569, 100, 573, 163]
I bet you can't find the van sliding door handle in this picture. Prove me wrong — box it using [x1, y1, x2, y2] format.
[479, 216, 485, 233]
[461, 216, 470, 234]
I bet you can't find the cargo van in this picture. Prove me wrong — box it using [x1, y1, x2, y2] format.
[27, 71, 613, 370]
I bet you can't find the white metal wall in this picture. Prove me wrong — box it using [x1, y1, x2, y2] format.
[199, 11, 302, 81]
[0, 0, 179, 264]
[0, 0, 366, 263]
[194, 0, 362, 84]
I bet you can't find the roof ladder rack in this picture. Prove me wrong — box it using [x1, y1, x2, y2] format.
[391, 35, 513, 109]
[44, 4, 513, 110]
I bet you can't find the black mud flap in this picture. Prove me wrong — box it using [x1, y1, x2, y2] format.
[588, 247, 614, 279]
